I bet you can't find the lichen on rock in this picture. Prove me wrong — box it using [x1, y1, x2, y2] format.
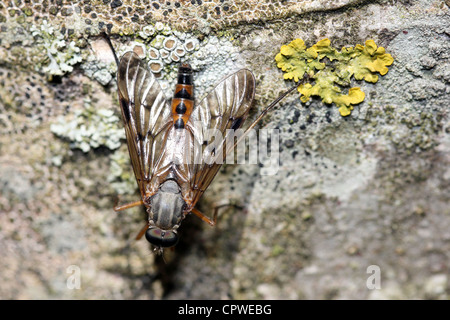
[275, 38, 394, 116]
[0, 0, 362, 33]
[50, 100, 124, 152]
[30, 20, 83, 76]
[0, 0, 448, 301]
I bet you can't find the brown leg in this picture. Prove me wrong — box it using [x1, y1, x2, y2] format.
[191, 207, 216, 226]
[113, 197, 144, 212]
[135, 221, 150, 240]
[191, 204, 243, 226]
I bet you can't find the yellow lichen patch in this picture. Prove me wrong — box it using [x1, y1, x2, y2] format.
[298, 70, 365, 117]
[310, 38, 339, 60]
[346, 40, 394, 83]
[275, 39, 321, 82]
[276, 38, 393, 116]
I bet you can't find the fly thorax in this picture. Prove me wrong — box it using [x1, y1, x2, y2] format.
[148, 180, 185, 230]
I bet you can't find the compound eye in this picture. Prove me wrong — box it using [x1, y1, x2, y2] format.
[145, 227, 179, 248]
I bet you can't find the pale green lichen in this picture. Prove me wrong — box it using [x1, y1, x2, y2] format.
[121, 23, 201, 74]
[30, 20, 82, 76]
[81, 59, 115, 86]
[50, 100, 124, 153]
[123, 24, 242, 98]
[107, 148, 138, 195]
[275, 38, 394, 116]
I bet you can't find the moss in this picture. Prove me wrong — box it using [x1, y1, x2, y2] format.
[275, 38, 394, 116]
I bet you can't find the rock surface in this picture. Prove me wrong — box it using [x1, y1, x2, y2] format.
[0, 0, 449, 299]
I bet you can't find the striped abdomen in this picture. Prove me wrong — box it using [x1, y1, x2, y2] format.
[172, 63, 194, 129]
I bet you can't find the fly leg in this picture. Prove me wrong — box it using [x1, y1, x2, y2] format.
[234, 85, 298, 149]
[191, 207, 216, 226]
[114, 197, 148, 240]
[191, 204, 243, 226]
[113, 196, 144, 212]
[135, 221, 150, 240]
[113, 197, 147, 240]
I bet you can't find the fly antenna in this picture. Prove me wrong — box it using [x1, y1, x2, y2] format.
[233, 84, 298, 150]
[101, 32, 119, 67]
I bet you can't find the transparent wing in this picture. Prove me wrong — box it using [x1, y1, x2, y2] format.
[185, 69, 256, 207]
[117, 51, 172, 196]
